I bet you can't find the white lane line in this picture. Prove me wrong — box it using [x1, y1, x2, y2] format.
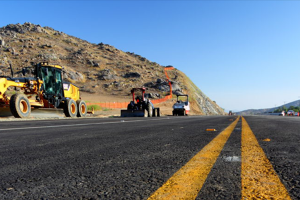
[0, 118, 170, 131]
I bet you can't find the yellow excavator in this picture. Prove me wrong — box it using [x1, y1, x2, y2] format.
[0, 62, 89, 118]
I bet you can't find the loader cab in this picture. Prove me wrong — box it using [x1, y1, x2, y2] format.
[36, 63, 64, 108]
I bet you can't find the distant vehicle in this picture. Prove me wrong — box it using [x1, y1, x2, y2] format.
[228, 111, 233, 115]
[265, 111, 285, 116]
[287, 110, 295, 116]
[295, 112, 299, 116]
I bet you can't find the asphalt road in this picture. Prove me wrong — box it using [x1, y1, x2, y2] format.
[0, 115, 299, 199]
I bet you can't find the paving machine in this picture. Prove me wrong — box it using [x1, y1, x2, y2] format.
[0, 62, 89, 118]
[172, 94, 190, 116]
[121, 87, 160, 117]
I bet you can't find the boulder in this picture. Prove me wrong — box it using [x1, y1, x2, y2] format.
[157, 78, 163, 83]
[93, 62, 100, 67]
[38, 53, 58, 60]
[157, 78, 167, 84]
[158, 85, 170, 92]
[11, 48, 17, 55]
[2, 23, 45, 34]
[63, 70, 84, 82]
[173, 90, 184, 95]
[41, 44, 52, 48]
[103, 83, 112, 88]
[144, 81, 156, 88]
[20, 48, 27, 54]
[86, 59, 93, 65]
[97, 69, 118, 80]
[87, 60, 101, 67]
[33, 26, 43, 33]
[113, 81, 120, 87]
[124, 72, 141, 78]
[145, 93, 160, 99]
[0, 37, 5, 46]
[171, 81, 182, 91]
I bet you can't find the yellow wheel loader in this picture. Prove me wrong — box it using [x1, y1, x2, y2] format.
[0, 62, 89, 118]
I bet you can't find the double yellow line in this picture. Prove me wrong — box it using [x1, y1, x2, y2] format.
[241, 117, 291, 200]
[148, 116, 291, 200]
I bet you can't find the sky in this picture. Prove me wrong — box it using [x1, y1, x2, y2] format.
[1, 0, 300, 111]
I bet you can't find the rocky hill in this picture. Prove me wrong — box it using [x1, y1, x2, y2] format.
[0, 22, 225, 115]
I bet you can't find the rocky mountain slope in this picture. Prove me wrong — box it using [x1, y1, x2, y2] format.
[0, 22, 225, 115]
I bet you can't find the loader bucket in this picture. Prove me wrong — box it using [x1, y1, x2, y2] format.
[121, 109, 145, 117]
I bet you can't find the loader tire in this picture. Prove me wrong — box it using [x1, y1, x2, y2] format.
[147, 103, 153, 117]
[77, 100, 87, 117]
[64, 99, 77, 118]
[10, 94, 31, 118]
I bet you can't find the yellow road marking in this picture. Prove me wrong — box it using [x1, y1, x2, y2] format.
[148, 117, 240, 200]
[241, 117, 291, 200]
[262, 138, 271, 142]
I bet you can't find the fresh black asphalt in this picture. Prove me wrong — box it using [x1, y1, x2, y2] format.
[0, 115, 299, 199]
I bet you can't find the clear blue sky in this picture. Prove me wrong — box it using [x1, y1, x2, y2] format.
[1, 0, 300, 111]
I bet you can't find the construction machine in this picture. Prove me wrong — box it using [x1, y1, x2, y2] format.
[0, 62, 89, 118]
[121, 87, 160, 117]
[172, 94, 190, 116]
